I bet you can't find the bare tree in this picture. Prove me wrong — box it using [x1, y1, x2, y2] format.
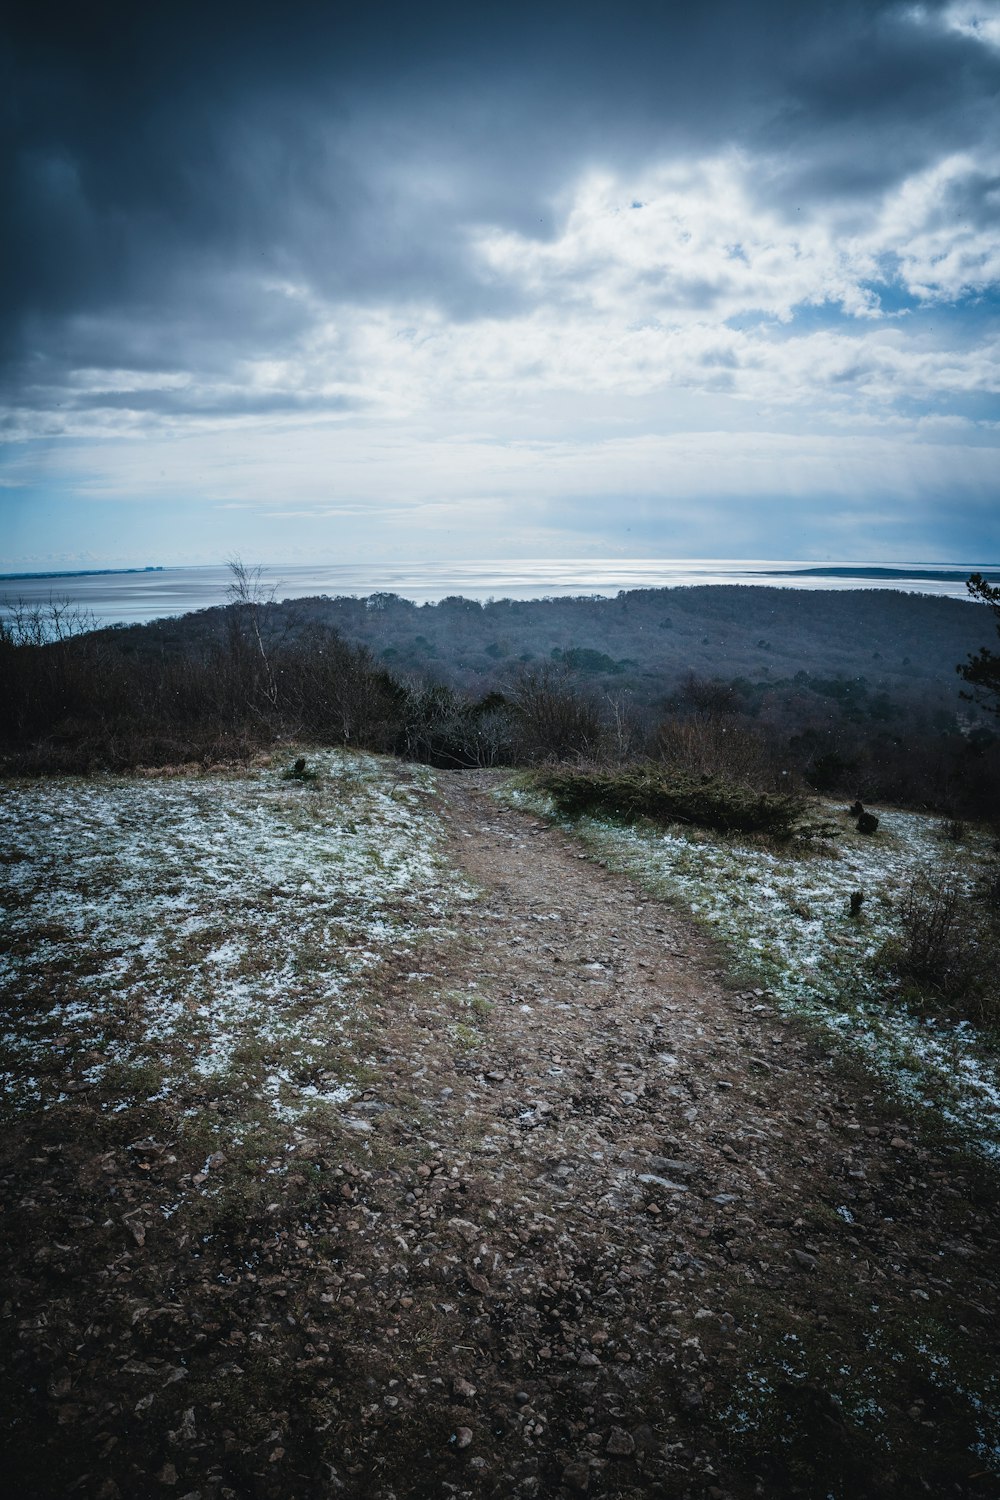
[0, 596, 96, 646]
[225, 558, 280, 715]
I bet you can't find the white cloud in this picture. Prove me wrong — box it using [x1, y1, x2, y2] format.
[940, 2, 1000, 49]
[4, 143, 998, 565]
[877, 152, 1000, 299]
[473, 158, 884, 325]
[12, 145, 998, 448]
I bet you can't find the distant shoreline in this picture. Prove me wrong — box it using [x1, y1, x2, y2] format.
[0, 567, 164, 581]
[773, 566, 998, 582]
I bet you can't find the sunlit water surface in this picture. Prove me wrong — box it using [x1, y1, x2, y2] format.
[0, 559, 994, 627]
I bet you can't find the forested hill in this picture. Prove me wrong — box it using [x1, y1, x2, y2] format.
[112, 584, 991, 719]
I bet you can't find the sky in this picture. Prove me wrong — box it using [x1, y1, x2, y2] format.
[1, 0, 999, 571]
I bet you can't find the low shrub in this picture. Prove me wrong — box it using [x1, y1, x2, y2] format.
[655, 711, 789, 792]
[880, 863, 1000, 1027]
[534, 764, 808, 839]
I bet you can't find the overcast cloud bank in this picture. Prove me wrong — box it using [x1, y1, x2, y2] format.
[2, 1, 998, 566]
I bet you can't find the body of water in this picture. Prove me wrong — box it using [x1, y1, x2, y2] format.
[0, 559, 994, 628]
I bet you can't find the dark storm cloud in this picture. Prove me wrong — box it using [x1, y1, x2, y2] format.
[2, 1, 998, 404]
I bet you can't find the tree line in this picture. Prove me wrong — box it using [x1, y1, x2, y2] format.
[1, 570, 997, 819]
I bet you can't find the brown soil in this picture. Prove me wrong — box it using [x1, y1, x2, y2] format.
[2, 770, 998, 1500]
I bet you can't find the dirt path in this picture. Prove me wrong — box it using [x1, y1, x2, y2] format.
[3, 768, 998, 1500]
[363, 771, 999, 1499]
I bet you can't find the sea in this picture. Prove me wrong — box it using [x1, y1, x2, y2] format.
[0, 559, 994, 629]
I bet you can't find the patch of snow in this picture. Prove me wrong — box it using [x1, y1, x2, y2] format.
[0, 750, 471, 1119]
[504, 783, 1000, 1158]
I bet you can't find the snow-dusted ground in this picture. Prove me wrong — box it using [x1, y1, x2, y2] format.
[0, 751, 473, 1121]
[504, 783, 1000, 1157]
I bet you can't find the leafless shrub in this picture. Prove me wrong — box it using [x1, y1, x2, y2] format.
[603, 690, 645, 765]
[275, 627, 404, 751]
[506, 665, 608, 763]
[894, 870, 965, 985]
[884, 866, 999, 1026]
[670, 672, 741, 714]
[396, 684, 513, 767]
[0, 596, 97, 646]
[655, 712, 788, 792]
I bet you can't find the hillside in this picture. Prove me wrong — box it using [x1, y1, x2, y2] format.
[2, 750, 998, 1498]
[105, 585, 991, 719]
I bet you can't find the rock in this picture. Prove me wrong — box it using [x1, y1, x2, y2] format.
[792, 1249, 818, 1270]
[578, 1350, 601, 1367]
[606, 1426, 635, 1457]
[455, 1425, 473, 1448]
[562, 1462, 591, 1492]
[648, 1157, 698, 1177]
[453, 1376, 477, 1400]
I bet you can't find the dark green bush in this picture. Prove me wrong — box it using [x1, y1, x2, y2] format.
[534, 764, 807, 839]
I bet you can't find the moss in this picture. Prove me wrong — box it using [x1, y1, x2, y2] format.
[450, 1021, 482, 1050]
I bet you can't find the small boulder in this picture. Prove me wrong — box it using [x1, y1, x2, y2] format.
[606, 1427, 635, 1457]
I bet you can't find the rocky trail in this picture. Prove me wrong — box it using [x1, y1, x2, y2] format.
[2, 768, 998, 1500]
